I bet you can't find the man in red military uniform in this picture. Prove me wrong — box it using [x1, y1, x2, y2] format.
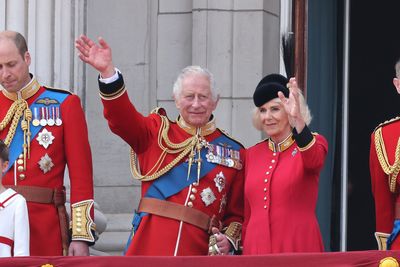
[370, 57, 400, 250]
[0, 31, 95, 256]
[76, 35, 243, 256]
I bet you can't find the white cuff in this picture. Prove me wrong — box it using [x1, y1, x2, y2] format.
[99, 68, 121, 84]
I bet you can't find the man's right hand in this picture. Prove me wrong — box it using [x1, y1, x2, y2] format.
[75, 35, 115, 78]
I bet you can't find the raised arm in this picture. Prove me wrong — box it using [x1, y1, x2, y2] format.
[75, 35, 115, 78]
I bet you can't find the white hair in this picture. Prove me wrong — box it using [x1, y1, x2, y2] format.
[172, 65, 219, 101]
[252, 91, 312, 131]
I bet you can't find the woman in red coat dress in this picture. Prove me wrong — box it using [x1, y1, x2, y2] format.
[242, 74, 328, 254]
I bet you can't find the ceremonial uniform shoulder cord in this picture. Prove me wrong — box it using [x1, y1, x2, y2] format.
[374, 127, 400, 193]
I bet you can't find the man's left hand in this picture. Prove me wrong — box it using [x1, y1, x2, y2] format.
[68, 241, 89, 256]
[210, 227, 232, 255]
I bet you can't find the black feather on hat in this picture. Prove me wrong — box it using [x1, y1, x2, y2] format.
[253, 74, 289, 107]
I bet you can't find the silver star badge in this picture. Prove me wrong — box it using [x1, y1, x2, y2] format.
[38, 153, 54, 173]
[214, 171, 226, 192]
[36, 128, 55, 149]
[200, 187, 216, 206]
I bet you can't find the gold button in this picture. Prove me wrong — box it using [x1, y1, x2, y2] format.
[266, 172, 270, 175]
[264, 196, 267, 201]
[76, 212, 82, 217]
[17, 166, 24, 172]
[77, 222, 82, 226]
[19, 154, 23, 159]
[192, 182, 199, 186]
[264, 179, 268, 183]
[187, 202, 193, 207]
[264, 205, 267, 209]
[191, 188, 197, 193]
[269, 166, 272, 169]
[264, 188, 267, 192]
[77, 218, 82, 222]
[76, 207, 82, 212]
[189, 194, 196, 201]
[76, 228, 82, 232]
[17, 159, 23, 165]
[271, 159, 275, 163]
[19, 174, 26, 180]
[273, 153, 276, 156]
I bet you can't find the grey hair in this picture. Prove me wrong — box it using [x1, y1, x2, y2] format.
[252, 90, 312, 131]
[172, 65, 218, 100]
[395, 58, 400, 78]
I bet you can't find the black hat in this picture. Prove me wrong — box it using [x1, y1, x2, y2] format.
[253, 74, 289, 107]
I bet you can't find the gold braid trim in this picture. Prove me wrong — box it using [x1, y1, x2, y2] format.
[0, 99, 32, 167]
[130, 116, 204, 181]
[374, 127, 400, 193]
[223, 222, 242, 251]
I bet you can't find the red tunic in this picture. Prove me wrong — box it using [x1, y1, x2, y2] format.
[242, 132, 328, 254]
[0, 79, 94, 255]
[99, 75, 244, 256]
[370, 118, 400, 249]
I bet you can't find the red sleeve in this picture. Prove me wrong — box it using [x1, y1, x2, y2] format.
[369, 132, 395, 233]
[62, 95, 94, 206]
[300, 134, 328, 174]
[101, 91, 160, 153]
[223, 148, 245, 227]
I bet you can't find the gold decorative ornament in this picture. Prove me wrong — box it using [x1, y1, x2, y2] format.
[374, 127, 400, 192]
[71, 200, 95, 242]
[0, 99, 32, 169]
[379, 257, 399, 267]
[130, 115, 214, 182]
[224, 222, 242, 250]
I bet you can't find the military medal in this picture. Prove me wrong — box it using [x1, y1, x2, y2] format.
[47, 107, 55, 126]
[38, 153, 54, 173]
[32, 107, 40, 127]
[40, 107, 47, 126]
[200, 187, 216, 206]
[214, 171, 226, 192]
[206, 143, 242, 170]
[55, 107, 62, 126]
[36, 128, 55, 149]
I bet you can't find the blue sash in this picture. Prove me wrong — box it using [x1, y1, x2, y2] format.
[387, 219, 400, 249]
[124, 133, 241, 253]
[6, 89, 69, 173]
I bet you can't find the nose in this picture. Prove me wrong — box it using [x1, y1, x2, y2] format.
[192, 96, 201, 108]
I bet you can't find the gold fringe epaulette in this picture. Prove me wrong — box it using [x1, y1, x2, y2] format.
[374, 117, 400, 132]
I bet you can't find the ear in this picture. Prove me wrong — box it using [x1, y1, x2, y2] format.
[212, 95, 220, 111]
[24, 51, 31, 66]
[174, 94, 181, 110]
[393, 78, 400, 94]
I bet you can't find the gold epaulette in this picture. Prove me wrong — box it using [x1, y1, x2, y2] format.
[374, 117, 400, 132]
[218, 128, 245, 148]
